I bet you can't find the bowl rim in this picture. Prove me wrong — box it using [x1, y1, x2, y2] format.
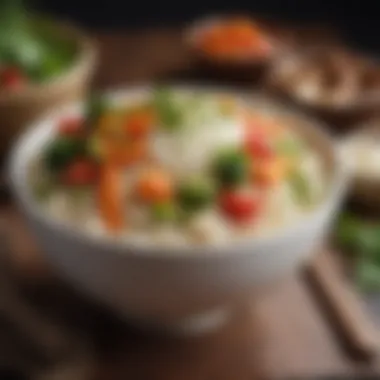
[0, 18, 97, 102]
[8, 84, 348, 259]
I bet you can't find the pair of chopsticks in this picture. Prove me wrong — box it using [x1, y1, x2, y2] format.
[304, 249, 380, 361]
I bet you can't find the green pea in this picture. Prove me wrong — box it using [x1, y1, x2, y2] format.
[288, 170, 311, 206]
[275, 137, 303, 156]
[43, 137, 85, 172]
[213, 148, 249, 188]
[151, 202, 178, 223]
[153, 87, 183, 131]
[85, 94, 109, 130]
[177, 177, 216, 212]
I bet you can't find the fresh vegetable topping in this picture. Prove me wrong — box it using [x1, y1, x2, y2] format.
[136, 169, 173, 204]
[0, 1, 76, 87]
[43, 137, 85, 172]
[123, 108, 155, 138]
[151, 202, 178, 223]
[177, 177, 216, 212]
[58, 117, 83, 138]
[275, 136, 303, 157]
[219, 189, 262, 223]
[33, 88, 324, 243]
[288, 170, 311, 206]
[85, 94, 109, 131]
[253, 157, 290, 187]
[245, 132, 273, 159]
[213, 148, 249, 187]
[334, 213, 380, 293]
[153, 87, 183, 131]
[105, 139, 148, 167]
[98, 165, 124, 233]
[60, 159, 98, 186]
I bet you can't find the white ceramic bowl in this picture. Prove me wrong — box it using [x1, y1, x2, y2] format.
[8, 85, 347, 335]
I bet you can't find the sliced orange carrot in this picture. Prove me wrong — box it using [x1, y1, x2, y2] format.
[105, 139, 148, 167]
[98, 164, 125, 233]
[253, 157, 291, 187]
[136, 169, 173, 204]
[97, 112, 123, 135]
[123, 109, 155, 138]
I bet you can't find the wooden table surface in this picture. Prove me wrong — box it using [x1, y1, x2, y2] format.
[1, 28, 379, 379]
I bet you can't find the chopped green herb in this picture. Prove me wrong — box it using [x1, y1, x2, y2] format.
[275, 137, 303, 156]
[153, 87, 183, 131]
[0, 2, 76, 82]
[288, 170, 311, 206]
[334, 213, 380, 293]
[86, 135, 103, 161]
[355, 258, 380, 293]
[44, 137, 85, 172]
[178, 177, 216, 212]
[213, 148, 249, 188]
[85, 93, 109, 130]
[335, 213, 362, 251]
[151, 202, 178, 223]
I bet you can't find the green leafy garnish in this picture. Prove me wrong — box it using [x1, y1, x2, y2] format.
[177, 177, 216, 212]
[355, 258, 380, 293]
[85, 94, 109, 130]
[288, 170, 311, 206]
[86, 134, 103, 161]
[44, 137, 85, 172]
[153, 87, 183, 131]
[151, 202, 178, 223]
[335, 213, 362, 251]
[0, 1, 76, 82]
[334, 213, 380, 293]
[213, 149, 249, 188]
[275, 137, 303, 157]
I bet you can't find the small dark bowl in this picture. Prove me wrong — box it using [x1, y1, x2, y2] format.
[185, 15, 281, 81]
[263, 48, 380, 135]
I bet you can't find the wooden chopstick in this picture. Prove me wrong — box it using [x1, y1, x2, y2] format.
[304, 249, 380, 361]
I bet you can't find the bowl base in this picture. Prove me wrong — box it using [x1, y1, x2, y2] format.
[126, 308, 231, 337]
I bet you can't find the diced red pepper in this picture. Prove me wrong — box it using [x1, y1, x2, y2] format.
[123, 110, 155, 139]
[61, 159, 98, 186]
[58, 117, 84, 138]
[245, 132, 273, 159]
[1, 67, 27, 90]
[219, 189, 262, 224]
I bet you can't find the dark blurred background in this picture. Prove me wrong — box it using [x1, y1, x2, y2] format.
[32, 0, 379, 52]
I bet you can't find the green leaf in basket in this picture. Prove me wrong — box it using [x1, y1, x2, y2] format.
[355, 257, 380, 293]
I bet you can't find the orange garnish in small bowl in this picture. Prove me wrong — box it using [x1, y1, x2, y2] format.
[196, 17, 272, 60]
